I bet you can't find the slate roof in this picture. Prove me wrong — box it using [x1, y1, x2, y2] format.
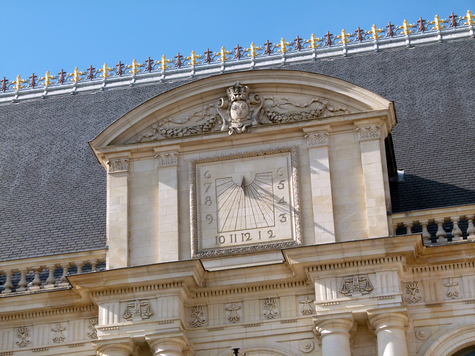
[0, 38, 474, 261]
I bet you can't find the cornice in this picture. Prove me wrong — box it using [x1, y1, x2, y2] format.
[0, 304, 96, 322]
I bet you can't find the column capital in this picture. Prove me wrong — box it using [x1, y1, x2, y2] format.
[313, 312, 354, 338]
[145, 334, 189, 356]
[356, 124, 380, 141]
[107, 157, 130, 173]
[305, 131, 329, 147]
[155, 151, 179, 167]
[367, 307, 409, 333]
[93, 337, 136, 356]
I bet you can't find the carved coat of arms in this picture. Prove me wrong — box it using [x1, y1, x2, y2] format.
[340, 274, 374, 296]
[123, 299, 154, 321]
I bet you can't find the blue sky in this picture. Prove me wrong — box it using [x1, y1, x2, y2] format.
[0, 1, 473, 81]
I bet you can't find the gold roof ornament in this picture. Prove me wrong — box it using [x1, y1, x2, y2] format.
[276, 38, 290, 53]
[430, 15, 446, 30]
[40, 71, 54, 87]
[305, 34, 323, 49]
[399, 19, 415, 35]
[336, 29, 351, 45]
[245, 42, 261, 58]
[97, 63, 112, 78]
[217, 46, 231, 62]
[127, 59, 142, 75]
[368, 24, 383, 40]
[462, 10, 475, 26]
[185, 50, 201, 66]
[159, 55, 172, 70]
[68, 67, 83, 83]
[12, 75, 26, 91]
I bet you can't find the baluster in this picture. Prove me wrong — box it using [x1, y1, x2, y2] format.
[419, 219, 433, 244]
[17, 269, 28, 292]
[404, 222, 413, 234]
[30, 267, 42, 290]
[89, 259, 98, 272]
[466, 215, 475, 241]
[2, 270, 14, 294]
[435, 218, 446, 243]
[76, 261, 84, 274]
[45, 264, 57, 289]
[60, 263, 70, 286]
[451, 217, 463, 241]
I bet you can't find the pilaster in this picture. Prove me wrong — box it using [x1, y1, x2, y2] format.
[356, 124, 390, 238]
[155, 149, 180, 262]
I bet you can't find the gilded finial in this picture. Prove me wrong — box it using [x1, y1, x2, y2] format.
[185, 50, 201, 66]
[369, 24, 383, 40]
[127, 59, 142, 75]
[462, 10, 475, 26]
[276, 38, 290, 53]
[305, 33, 322, 49]
[399, 19, 415, 35]
[68, 67, 84, 83]
[245, 42, 261, 58]
[12, 75, 26, 91]
[336, 29, 351, 45]
[97, 63, 112, 78]
[430, 15, 446, 31]
[40, 71, 54, 87]
[217, 46, 231, 62]
[159, 55, 172, 70]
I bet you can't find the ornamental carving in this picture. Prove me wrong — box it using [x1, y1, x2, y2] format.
[299, 339, 315, 353]
[405, 282, 423, 304]
[226, 303, 241, 323]
[299, 296, 315, 315]
[340, 274, 374, 296]
[156, 151, 178, 167]
[16, 326, 30, 348]
[357, 125, 380, 141]
[52, 324, 66, 343]
[87, 318, 98, 339]
[306, 131, 328, 147]
[263, 298, 280, 319]
[190, 306, 206, 327]
[444, 278, 461, 299]
[107, 157, 129, 173]
[123, 299, 154, 321]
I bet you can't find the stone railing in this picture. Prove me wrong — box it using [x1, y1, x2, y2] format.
[0, 249, 106, 295]
[391, 205, 475, 245]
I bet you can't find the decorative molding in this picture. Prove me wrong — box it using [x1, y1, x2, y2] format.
[299, 339, 315, 353]
[193, 280, 307, 298]
[319, 301, 340, 306]
[281, 319, 297, 324]
[340, 274, 374, 296]
[107, 157, 129, 173]
[405, 282, 423, 304]
[0, 352, 13, 355]
[444, 278, 461, 299]
[123, 299, 154, 321]
[411, 261, 475, 274]
[87, 317, 98, 339]
[99, 326, 120, 331]
[299, 296, 315, 315]
[243, 323, 261, 328]
[425, 303, 442, 308]
[377, 295, 396, 299]
[306, 256, 404, 274]
[155, 151, 178, 167]
[190, 146, 301, 258]
[157, 320, 174, 324]
[33, 348, 49, 352]
[356, 125, 380, 141]
[465, 299, 475, 304]
[226, 303, 241, 323]
[415, 327, 431, 340]
[305, 131, 329, 147]
[207, 327, 224, 332]
[52, 323, 66, 343]
[190, 306, 206, 327]
[91, 281, 187, 298]
[16, 326, 30, 348]
[69, 343, 85, 348]
[263, 298, 280, 319]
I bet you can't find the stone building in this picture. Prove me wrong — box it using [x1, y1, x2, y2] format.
[1, 11, 475, 356]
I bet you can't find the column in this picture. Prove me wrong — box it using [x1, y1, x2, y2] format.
[146, 336, 188, 356]
[356, 124, 390, 238]
[368, 307, 409, 356]
[93, 338, 135, 356]
[314, 313, 354, 356]
[155, 151, 180, 262]
[106, 155, 130, 269]
[305, 130, 336, 243]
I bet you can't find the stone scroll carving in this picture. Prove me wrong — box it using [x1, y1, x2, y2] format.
[123, 299, 154, 321]
[87, 318, 98, 339]
[190, 306, 207, 327]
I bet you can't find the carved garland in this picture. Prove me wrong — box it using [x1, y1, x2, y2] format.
[189, 146, 301, 258]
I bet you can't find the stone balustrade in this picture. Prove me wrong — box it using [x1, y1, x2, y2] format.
[0, 249, 106, 295]
[392, 205, 475, 245]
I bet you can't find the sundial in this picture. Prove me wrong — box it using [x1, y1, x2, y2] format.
[190, 147, 301, 257]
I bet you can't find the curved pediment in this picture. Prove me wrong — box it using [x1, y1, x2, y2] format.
[91, 70, 394, 149]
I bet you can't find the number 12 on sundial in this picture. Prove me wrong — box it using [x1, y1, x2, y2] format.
[196, 151, 295, 251]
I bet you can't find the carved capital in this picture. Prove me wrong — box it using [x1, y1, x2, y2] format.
[93, 337, 136, 356]
[313, 312, 354, 339]
[305, 131, 329, 147]
[107, 157, 129, 173]
[146, 336, 188, 356]
[155, 151, 178, 167]
[367, 307, 409, 334]
[356, 125, 380, 141]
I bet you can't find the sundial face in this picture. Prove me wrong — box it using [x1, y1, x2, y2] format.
[191, 148, 300, 256]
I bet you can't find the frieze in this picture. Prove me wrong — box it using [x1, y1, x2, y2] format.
[299, 296, 315, 315]
[356, 125, 381, 141]
[306, 131, 329, 147]
[156, 151, 178, 167]
[52, 323, 66, 343]
[107, 157, 129, 173]
[444, 278, 461, 299]
[123, 299, 154, 321]
[405, 282, 423, 304]
[226, 303, 241, 323]
[190, 306, 206, 327]
[16, 326, 30, 348]
[340, 274, 374, 296]
[263, 298, 280, 319]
